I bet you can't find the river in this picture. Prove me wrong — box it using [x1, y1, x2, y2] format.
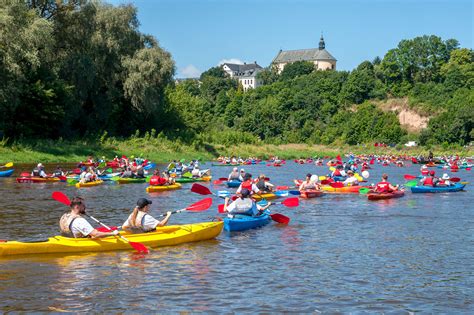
[0, 161, 473, 312]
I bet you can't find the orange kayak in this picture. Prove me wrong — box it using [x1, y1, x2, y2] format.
[300, 190, 324, 198]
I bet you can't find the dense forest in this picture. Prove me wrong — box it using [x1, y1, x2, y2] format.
[1, 1, 473, 148]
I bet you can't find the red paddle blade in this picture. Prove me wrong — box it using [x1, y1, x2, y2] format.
[320, 179, 330, 185]
[129, 241, 149, 254]
[218, 177, 228, 181]
[217, 204, 225, 213]
[96, 226, 118, 232]
[329, 182, 344, 188]
[213, 180, 223, 185]
[20, 172, 30, 177]
[186, 198, 213, 211]
[282, 197, 299, 207]
[52, 191, 71, 206]
[450, 177, 461, 182]
[276, 185, 289, 190]
[191, 183, 212, 195]
[404, 174, 417, 180]
[270, 213, 290, 224]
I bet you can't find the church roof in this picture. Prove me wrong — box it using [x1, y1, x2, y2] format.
[272, 48, 337, 64]
[223, 62, 262, 73]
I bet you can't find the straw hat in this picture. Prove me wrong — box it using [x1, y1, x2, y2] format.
[442, 173, 450, 180]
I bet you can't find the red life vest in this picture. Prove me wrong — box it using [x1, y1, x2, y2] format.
[423, 177, 434, 186]
[376, 181, 390, 193]
[421, 170, 429, 176]
[333, 170, 341, 176]
[150, 175, 167, 186]
[241, 180, 253, 190]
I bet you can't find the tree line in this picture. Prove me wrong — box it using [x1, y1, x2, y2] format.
[1, 1, 472, 147]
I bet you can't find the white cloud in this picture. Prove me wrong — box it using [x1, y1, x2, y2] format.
[218, 58, 244, 66]
[179, 64, 201, 78]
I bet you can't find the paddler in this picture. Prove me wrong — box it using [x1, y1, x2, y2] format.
[149, 169, 175, 185]
[419, 170, 438, 187]
[223, 188, 271, 217]
[122, 198, 172, 233]
[236, 173, 260, 195]
[374, 174, 399, 193]
[53, 166, 65, 177]
[228, 167, 241, 181]
[31, 163, 47, 178]
[255, 174, 274, 193]
[59, 197, 119, 238]
[191, 166, 201, 178]
[342, 170, 359, 186]
[439, 173, 453, 186]
[298, 174, 319, 192]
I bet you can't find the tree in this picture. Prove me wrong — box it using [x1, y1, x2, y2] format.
[200, 66, 227, 80]
[280, 61, 314, 81]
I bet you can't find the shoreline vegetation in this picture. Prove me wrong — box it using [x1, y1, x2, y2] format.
[1, 138, 472, 164]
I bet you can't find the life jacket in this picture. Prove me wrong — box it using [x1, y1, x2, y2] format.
[59, 212, 83, 238]
[241, 180, 253, 190]
[136, 168, 145, 178]
[127, 211, 156, 233]
[376, 181, 390, 193]
[423, 177, 434, 186]
[332, 169, 341, 176]
[421, 170, 429, 176]
[229, 198, 256, 216]
[53, 170, 62, 177]
[32, 168, 41, 177]
[150, 175, 167, 186]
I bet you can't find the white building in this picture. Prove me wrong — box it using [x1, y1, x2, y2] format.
[221, 62, 263, 91]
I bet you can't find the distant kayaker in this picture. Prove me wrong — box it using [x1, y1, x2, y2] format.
[343, 171, 359, 186]
[59, 197, 119, 238]
[149, 169, 174, 186]
[122, 198, 172, 233]
[191, 166, 201, 178]
[121, 166, 134, 178]
[419, 170, 438, 187]
[331, 165, 346, 178]
[420, 164, 429, 176]
[374, 174, 399, 193]
[439, 173, 453, 186]
[236, 173, 260, 195]
[135, 165, 145, 178]
[228, 167, 241, 181]
[223, 188, 271, 217]
[31, 163, 47, 178]
[255, 174, 274, 193]
[53, 166, 65, 177]
[298, 174, 321, 191]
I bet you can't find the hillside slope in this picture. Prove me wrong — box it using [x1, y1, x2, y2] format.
[374, 98, 430, 133]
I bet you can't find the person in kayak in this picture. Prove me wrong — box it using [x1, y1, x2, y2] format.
[31, 163, 47, 178]
[228, 167, 241, 181]
[149, 169, 174, 186]
[223, 188, 271, 217]
[331, 165, 346, 179]
[52, 166, 65, 177]
[374, 174, 399, 193]
[439, 173, 453, 186]
[255, 174, 274, 193]
[298, 174, 318, 191]
[343, 170, 359, 186]
[420, 164, 429, 176]
[191, 166, 201, 178]
[419, 170, 438, 186]
[122, 198, 172, 233]
[59, 197, 119, 238]
[236, 173, 260, 195]
[135, 165, 146, 178]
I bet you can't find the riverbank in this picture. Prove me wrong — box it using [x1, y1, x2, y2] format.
[0, 138, 472, 163]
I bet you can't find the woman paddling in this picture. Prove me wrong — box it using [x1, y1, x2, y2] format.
[122, 198, 172, 233]
[223, 188, 271, 217]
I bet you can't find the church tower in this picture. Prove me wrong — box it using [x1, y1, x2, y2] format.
[319, 34, 325, 50]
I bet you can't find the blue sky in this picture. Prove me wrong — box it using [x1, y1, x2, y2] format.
[108, 0, 472, 78]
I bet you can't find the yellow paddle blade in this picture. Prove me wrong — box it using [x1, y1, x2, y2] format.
[319, 175, 326, 181]
[355, 174, 363, 181]
[329, 167, 335, 172]
[4, 162, 13, 168]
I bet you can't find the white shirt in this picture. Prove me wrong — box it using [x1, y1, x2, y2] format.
[226, 198, 259, 216]
[343, 176, 359, 186]
[123, 213, 160, 231]
[70, 217, 95, 238]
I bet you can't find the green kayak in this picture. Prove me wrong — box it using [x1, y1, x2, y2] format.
[175, 176, 212, 183]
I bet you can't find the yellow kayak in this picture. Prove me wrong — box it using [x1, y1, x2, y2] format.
[75, 180, 104, 188]
[252, 193, 278, 201]
[0, 221, 223, 256]
[146, 183, 182, 193]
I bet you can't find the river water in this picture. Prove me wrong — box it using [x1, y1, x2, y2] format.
[0, 162, 473, 312]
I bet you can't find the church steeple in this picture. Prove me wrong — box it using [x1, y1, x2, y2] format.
[319, 33, 325, 50]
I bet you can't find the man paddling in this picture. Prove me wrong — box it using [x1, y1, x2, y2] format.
[31, 163, 47, 178]
[223, 188, 271, 217]
[374, 174, 399, 193]
[59, 197, 119, 238]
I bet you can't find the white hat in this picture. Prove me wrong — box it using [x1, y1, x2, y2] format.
[442, 173, 450, 180]
[37, 163, 43, 168]
[422, 165, 428, 169]
[240, 169, 245, 172]
[310, 174, 319, 183]
[233, 167, 238, 171]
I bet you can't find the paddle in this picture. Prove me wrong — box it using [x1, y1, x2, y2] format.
[217, 204, 291, 224]
[182, 172, 192, 178]
[213, 177, 229, 185]
[51, 191, 149, 254]
[405, 180, 418, 187]
[404, 174, 418, 180]
[359, 187, 371, 194]
[328, 182, 344, 188]
[449, 177, 461, 182]
[143, 163, 156, 170]
[0, 162, 13, 168]
[156, 198, 213, 216]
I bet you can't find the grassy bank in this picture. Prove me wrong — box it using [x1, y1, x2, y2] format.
[0, 136, 473, 164]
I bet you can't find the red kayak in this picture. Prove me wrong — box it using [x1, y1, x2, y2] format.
[300, 190, 324, 199]
[16, 176, 65, 183]
[367, 190, 405, 201]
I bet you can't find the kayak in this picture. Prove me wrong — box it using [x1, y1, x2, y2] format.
[0, 221, 223, 256]
[224, 210, 271, 231]
[300, 190, 324, 198]
[367, 190, 405, 200]
[116, 177, 147, 184]
[252, 193, 278, 201]
[332, 176, 346, 182]
[0, 169, 14, 177]
[175, 176, 212, 183]
[75, 180, 103, 188]
[16, 177, 63, 183]
[322, 185, 369, 194]
[146, 183, 182, 193]
[227, 179, 241, 188]
[211, 163, 239, 167]
[411, 183, 465, 193]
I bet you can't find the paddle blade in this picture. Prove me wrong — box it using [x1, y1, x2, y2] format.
[270, 213, 290, 224]
[4, 162, 13, 168]
[52, 191, 71, 206]
[329, 182, 344, 188]
[405, 180, 418, 187]
[213, 180, 224, 185]
[128, 241, 149, 254]
[281, 197, 299, 207]
[191, 183, 212, 195]
[450, 177, 461, 182]
[359, 188, 370, 194]
[218, 177, 228, 181]
[96, 226, 118, 232]
[217, 204, 225, 213]
[288, 190, 301, 195]
[404, 174, 417, 180]
[186, 198, 213, 211]
[320, 179, 330, 185]
[182, 172, 192, 178]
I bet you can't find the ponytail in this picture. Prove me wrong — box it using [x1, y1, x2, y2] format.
[129, 206, 140, 227]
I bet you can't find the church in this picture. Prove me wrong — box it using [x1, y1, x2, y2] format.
[272, 35, 337, 73]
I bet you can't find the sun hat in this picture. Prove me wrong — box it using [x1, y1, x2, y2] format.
[442, 173, 450, 180]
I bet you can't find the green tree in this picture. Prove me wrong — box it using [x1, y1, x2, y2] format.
[279, 61, 314, 81]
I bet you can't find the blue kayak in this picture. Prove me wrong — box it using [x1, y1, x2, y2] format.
[332, 176, 346, 182]
[227, 179, 241, 188]
[0, 169, 14, 177]
[224, 210, 271, 231]
[411, 183, 465, 193]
